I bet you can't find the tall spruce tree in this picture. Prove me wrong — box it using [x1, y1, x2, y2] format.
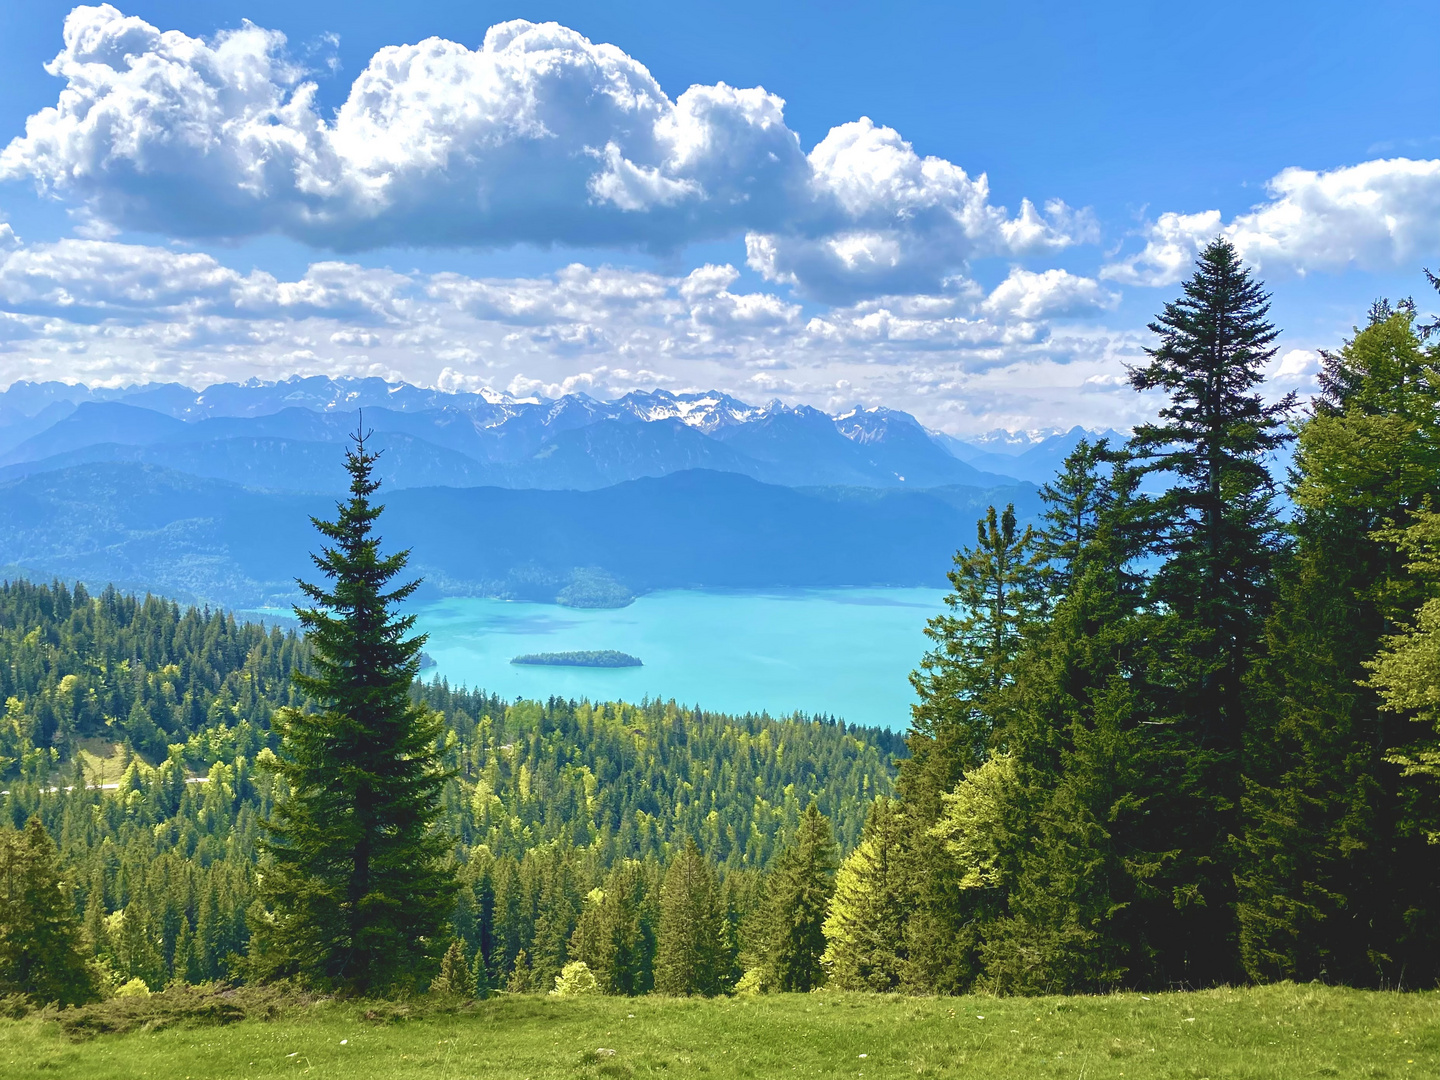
[763, 802, 838, 992]
[258, 425, 457, 994]
[905, 501, 1042, 820]
[1036, 438, 1116, 602]
[1126, 237, 1293, 984]
[654, 840, 724, 996]
[1241, 301, 1440, 984]
[0, 817, 100, 1006]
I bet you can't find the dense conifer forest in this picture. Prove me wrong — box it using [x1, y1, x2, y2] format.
[0, 575, 899, 998]
[3, 241, 1440, 1005]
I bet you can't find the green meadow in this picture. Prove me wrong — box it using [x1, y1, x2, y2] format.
[1, 984, 1434, 1080]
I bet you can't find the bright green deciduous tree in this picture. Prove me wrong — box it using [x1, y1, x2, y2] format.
[1369, 508, 1440, 823]
[258, 428, 457, 994]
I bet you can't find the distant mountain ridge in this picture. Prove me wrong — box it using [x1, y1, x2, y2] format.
[0, 376, 1116, 492]
[0, 463, 1045, 611]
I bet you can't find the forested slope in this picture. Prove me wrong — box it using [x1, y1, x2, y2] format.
[0, 578, 901, 991]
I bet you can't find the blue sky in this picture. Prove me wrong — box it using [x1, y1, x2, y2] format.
[0, 1, 1435, 432]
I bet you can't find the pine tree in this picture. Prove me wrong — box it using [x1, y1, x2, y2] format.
[571, 861, 654, 995]
[0, 817, 101, 1006]
[821, 797, 910, 990]
[529, 847, 580, 993]
[172, 915, 198, 986]
[1126, 237, 1293, 985]
[970, 451, 1172, 992]
[899, 502, 1042, 993]
[471, 944, 492, 999]
[1127, 236, 1292, 752]
[654, 840, 723, 996]
[82, 873, 110, 963]
[116, 898, 164, 991]
[195, 883, 219, 981]
[505, 948, 533, 993]
[430, 940, 475, 997]
[1037, 438, 1117, 601]
[258, 425, 458, 994]
[490, 856, 525, 982]
[910, 503, 1043, 776]
[764, 803, 838, 992]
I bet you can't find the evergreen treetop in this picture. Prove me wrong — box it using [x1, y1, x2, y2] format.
[1127, 236, 1294, 751]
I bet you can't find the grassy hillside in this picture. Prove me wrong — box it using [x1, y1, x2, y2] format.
[1, 984, 1434, 1079]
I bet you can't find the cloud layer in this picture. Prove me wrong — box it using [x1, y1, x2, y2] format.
[0, 4, 1087, 301]
[0, 234, 1143, 432]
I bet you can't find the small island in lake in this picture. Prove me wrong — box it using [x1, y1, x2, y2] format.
[510, 650, 643, 668]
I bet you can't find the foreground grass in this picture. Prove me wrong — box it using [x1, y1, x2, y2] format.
[1, 983, 1435, 1079]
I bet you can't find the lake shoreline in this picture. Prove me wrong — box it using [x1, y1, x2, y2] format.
[410, 585, 944, 731]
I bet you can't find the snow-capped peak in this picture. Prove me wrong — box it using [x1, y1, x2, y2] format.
[615, 389, 768, 433]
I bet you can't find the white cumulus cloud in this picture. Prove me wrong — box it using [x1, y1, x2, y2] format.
[0, 5, 1091, 301]
[981, 268, 1118, 320]
[1104, 158, 1440, 286]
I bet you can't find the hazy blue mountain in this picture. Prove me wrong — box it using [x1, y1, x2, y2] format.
[1004, 426, 1129, 482]
[134, 374, 515, 420]
[0, 462, 318, 606]
[832, 406, 1013, 487]
[935, 425, 1128, 483]
[0, 433, 507, 492]
[506, 417, 761, 489]
[0, 463, 1041, 609]
[711, 405, 1010, 488]
[0, 400, 78, 458]
[0, 402, 190, 465]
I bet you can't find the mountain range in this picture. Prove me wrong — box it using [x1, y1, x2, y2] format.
[0, 377, 1118, 491]
[0, 376, 1110, 608]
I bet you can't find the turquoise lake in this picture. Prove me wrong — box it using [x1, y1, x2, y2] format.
[410, 587, 949, 730]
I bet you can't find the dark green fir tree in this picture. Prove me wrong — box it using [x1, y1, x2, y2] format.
[900, 502, 1042, 993]
[0, 817, 101, 1006]
[257, 424, 458, 994]
[1126, 237, 1293, 985]
[763, 802, 838, 992]
[654, 840, 724, 996]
